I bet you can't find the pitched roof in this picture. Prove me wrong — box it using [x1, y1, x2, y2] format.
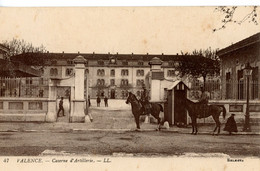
[217, 32, 260, 57]
[11, 52, 204, 64]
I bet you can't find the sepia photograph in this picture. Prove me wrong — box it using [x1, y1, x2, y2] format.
[0, 1, 259, 171]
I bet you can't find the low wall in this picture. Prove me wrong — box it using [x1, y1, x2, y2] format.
[0, 98, 48, 122]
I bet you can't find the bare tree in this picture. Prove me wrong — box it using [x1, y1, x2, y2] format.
[2, 38, 46, 57]
[213, 6, 258, 32]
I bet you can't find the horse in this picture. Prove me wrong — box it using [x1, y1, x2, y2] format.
[183, 98, 226, 135]
[125, 92, 164, 130]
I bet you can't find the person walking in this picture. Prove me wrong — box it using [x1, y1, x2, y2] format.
[97, 96, 101, 107]
[104, 96, 108, 107]
[57, 97, 65, 117]
[224, 114, 238, 135]
[88, 95, 91, 107]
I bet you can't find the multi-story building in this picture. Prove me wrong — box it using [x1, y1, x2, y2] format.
[11, 52, 202, 99]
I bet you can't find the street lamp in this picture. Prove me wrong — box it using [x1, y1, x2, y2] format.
[243, 62, 253, 132]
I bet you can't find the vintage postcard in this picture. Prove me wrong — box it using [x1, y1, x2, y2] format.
[0, 4, 259, 171]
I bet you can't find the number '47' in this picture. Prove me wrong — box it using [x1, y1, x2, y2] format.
[3, 158, 9, 163]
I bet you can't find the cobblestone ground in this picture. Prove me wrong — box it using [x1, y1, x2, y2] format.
[0, 130, 259, 157]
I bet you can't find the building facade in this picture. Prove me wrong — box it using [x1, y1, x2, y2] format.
[12, 52, 200, 99]
[217, 32, 260, 100]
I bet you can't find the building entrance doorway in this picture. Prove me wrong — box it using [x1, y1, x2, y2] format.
[110, 89, 115, 99]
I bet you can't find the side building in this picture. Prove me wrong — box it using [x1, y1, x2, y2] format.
[217, 32, 260, 101]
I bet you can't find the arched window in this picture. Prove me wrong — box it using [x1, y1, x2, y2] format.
[50, 68, 54, 76]
[97, 79, 101, 85]
[110, 69, 115, 76]
[66, 68, 73, 76]
[110, 79, 115, 86]
[101, 79, 105, 85]
[140, 70, 144, 76]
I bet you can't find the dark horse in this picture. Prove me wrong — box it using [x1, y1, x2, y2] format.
[126, 92, 164, 130]
[184, 98, 226, 135]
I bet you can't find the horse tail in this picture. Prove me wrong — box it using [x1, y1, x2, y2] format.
[159, 104, 164, 112]
[221, 105, 226, 119]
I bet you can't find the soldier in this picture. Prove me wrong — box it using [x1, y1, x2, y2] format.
[104, 96, 108, 107]
[140, 86, 151, 115]
[57, 97, 65, 117]
[96, 96, 101, 107]
[198, 86, 209, 118]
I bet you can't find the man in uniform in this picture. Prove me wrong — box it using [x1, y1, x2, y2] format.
[198, 86, 209, 118]
[57, 97, 65, 117]
[140, 86, 151, 115]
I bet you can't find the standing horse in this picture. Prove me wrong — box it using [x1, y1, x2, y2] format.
[126, 92, 164, 130]
[184, 98, 226, 135]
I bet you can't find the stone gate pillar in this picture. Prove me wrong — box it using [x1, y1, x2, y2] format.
[70, 55, 86, 122]
[46, 80, 57, 122]
[149, 57, 163, 102]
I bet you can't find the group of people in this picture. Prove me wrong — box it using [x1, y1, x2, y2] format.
[96, 96, 109, 107]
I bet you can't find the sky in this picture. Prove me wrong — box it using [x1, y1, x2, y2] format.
[0, 6, 259, 54]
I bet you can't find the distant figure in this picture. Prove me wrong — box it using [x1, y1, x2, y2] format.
[97, 96, 101, 107]
[57, 97, 65, 117]
[224, 114, 238, 135]
[88, 95, 91, 107]
[104, 96, 108, 107]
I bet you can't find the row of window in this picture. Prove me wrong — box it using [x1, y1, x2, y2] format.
[96, 79, 144, 86]
[50, 68, 175, 78]
[97, 69, 145, 77]
[51, 59, 179, 66]
[50, 68, 74, 76]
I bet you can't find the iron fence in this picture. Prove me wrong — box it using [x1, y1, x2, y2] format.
[188, 80, 259, 100]
[0, 77, 49, 98]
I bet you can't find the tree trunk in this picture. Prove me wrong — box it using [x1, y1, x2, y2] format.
[203, 75, 206, 92]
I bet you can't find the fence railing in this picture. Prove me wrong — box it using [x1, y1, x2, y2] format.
[188, 80, 259, 100]
[0, 77, 49, 98]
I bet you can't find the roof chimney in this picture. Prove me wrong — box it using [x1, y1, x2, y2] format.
[132, 53, 134, 56]
[78, 51, 80, 54]
[147, 53, 149, 55]
[93, 52, 95, 54]
[116, 52, 118, 55]
[162, 53, 164, 55]
[108, 52, 110, 54]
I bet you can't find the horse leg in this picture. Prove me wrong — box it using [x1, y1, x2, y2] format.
[134, 114, 140, 130]
[194, 118, 198, 135]
[191, 118, 195, 134]
[156, 117, 161, 131]
[217, 120, 221, 135]
[212, 116, 221, 136]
